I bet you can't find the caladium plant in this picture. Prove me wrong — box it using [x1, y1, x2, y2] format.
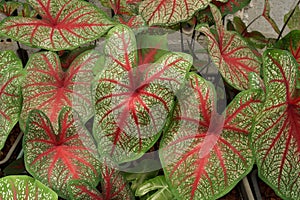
[0, 0, 299, 199]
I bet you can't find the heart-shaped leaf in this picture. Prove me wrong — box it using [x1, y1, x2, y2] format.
[139, 0, 211, 26]
[160, 72, 262, 200]
[0, 175, 58, 200]
[24, 107, 101, 199]
[0, 51, 24, 150]
[68, 180, 103, 200]
[94, 25, 191, 163]
[251, 49, 300, 200]
[21, 50, 99, 131]
[197, 4, 261, 90]
[0, 0, 114, 51]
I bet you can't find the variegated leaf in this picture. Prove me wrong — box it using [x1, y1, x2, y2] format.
[160, 72, 262, 200]
[94, 25, 191, 163]
[0, 175, 58, 200]
[252, 49, 300, 200]
[0, 51, 24, 150]
[68, 180, 103, 200]
[139, 0, 211, 26]
[24, 107, 101, 199]
[100, 161, 134, 200]
[0, 0, 114, 51]
[21, 50, 99, 131]
[197, 4, 261, 90]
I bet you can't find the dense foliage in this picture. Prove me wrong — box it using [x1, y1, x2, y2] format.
[0, 0, 299, 199]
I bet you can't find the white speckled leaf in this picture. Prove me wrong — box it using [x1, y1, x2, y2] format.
[0, 51, 24, 150]
[0, 175, 58, 200]
[252, 49, 300, 200]
[94, 25, 191, 163]
[24, 107, 101, 199]
[68, 180, 103, 200]
[197, 4, 261, 90]
[160, 72, 262, 200]
[139, 0, 211, 25]
[20, 50, 99, 131]
[0, 0, 114, 51]
[100, 161, 134, 200]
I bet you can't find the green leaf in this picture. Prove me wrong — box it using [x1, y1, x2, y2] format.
[0, 51, 24, 150]
[135, 176, 173, 200]
[3, 157, 26, 176]
[197, 4, 261, 90]
[139, 0, 211, 26]
[252, 49, 300, 200]
[24, 107, 101, 199]
[0, 0, 114, 51]
[284, 5, 300, 30]
[160, 72, 261, 200]
[0, 175, 58, 200]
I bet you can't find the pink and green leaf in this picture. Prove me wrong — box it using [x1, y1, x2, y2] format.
[160, 72, 261, 200]
[94, 25, 191, 163]
[0, 175, 58, 200]
[68, 180, 103, 200]
[251, 49, 300, 200]
[100, 161, 134, 200]
[60, 45, 96, 69]
[139, 0, 211, 26]
[0, 0, 114, 51]
[115, 15, 146, 28]
[24, 107, 101, 199]
[21, 50, 99, 131]
[196, 0, 250, 25]
[212, 0, 250, 15]
[100, 0, 138, 15]
[275, 30, 300, 89]
[197, 4, 261, 90]
[0, 51, 24, 150]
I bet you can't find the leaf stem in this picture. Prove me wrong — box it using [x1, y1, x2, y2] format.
[180, 23, 184, 52]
